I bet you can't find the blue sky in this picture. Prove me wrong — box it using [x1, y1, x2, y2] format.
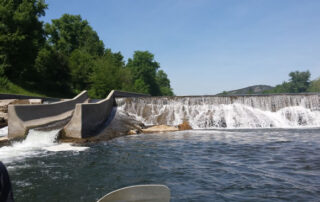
[41, 0, 320, 95]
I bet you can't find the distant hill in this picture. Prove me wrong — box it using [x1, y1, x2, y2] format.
[218, 85, 274, 95]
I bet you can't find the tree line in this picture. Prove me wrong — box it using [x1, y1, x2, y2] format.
[0, 0, 174, 98]
[264, 71, 320, 94]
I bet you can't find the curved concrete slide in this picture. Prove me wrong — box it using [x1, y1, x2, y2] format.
[63, 90, 149, 139]
[8, 91, 88, 139]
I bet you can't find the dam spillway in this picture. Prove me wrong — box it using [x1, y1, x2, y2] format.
[116, 94, 320, 129]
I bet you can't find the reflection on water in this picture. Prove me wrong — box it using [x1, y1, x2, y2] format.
[2, 128, 320, 201]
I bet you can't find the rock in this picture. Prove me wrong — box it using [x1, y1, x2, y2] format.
[134, 123, 146, 129]
[128, 130, 137, 135]
[28, 99, 42, 104]
[128, 129, 141, 135]
[0, 99, 17, 113]
[0, 136, 9, 145]
[0, 112, 8, 127]
[142, 125, 179, 133]
[11, 99, 30, 105]
[178, 121, 192, 130]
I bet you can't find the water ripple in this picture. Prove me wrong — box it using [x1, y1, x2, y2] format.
[2, 128, 320, 201]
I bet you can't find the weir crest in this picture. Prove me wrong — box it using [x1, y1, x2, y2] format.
[116, 94, 320, 129]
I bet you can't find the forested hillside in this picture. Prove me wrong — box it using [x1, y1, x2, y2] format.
[0, 0, 174, 98]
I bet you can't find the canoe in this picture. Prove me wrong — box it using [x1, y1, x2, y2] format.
[97, 184, 170, 202]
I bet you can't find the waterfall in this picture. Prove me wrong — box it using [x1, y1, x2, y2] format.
[116, 94, 320, 129]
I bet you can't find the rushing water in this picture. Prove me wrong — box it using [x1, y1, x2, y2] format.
[116, 95, 320, 128]
[0, 126, 7, 137]
[1, 128, 320, 201]
[0, 128, 89, 164]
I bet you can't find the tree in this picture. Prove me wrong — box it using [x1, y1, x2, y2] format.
[34, 45, 72, 95]
[133, 79, 149, 94]
[0, 0, 47, 80]
[69, 48, 94, 92]
[45, 14, 105, 93]
[265, 81, 291, 93]
[264, 70, 311, 94]
[89, 50, 127, 98]
[45, 14, 104, 57]
[289, 71, 311, 93]
[156, 70, 174, 96]
[308, 77, 320, 92]
[126, 51, 161, 95]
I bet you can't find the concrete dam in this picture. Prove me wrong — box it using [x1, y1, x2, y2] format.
[2, 92, 320, 143]
[3, 90, 148, 141]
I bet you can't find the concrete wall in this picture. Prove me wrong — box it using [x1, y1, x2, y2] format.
[63, 90, 149, 139]
[8, 91, 88, 139]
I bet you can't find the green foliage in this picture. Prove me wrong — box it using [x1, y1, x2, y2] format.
[127, 51, 160, 95]
[126, 51, 175, 96]
[69, 49, 94, 92]
[156, 70, 174, 96]
[288, 71, 310, 93]
[0, 0, 47, 80]
[0, 61, 7, 89]
[0, 76, 8, 89]
[44, 14, 107, 95]
[308, 78, 320, 92]
[88, 50, 129, 98]
[34, 45, 72, 94]
[0, 4, 174, 97]
[265, 71, 311, 94]
[264, 81, 291, 93]
[45, 14, 104, 56]
[133, 79, 150, 94]
[0, 78, 45, 97]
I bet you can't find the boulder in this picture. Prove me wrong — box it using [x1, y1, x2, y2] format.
[142, 125, 178, 133]
[28, 99, 42, 104]
[128, 129, 141, 135]
[0, 136, 9, 145]
[178, 121, 192, 130]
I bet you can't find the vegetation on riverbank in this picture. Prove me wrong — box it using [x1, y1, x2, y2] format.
[220, 71, 320, 95]
[263, 71, 320, 94]
[0, 80, 46, 97]
[0, 0, 174, 98]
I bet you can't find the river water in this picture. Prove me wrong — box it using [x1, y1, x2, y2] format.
[1, 128, 320, 201]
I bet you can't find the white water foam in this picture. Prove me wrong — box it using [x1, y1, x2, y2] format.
[0, 126, 8, 137]
[0, 129, 89, 164]
[45, 143, 88, 152]
[117, 96, 320, 129]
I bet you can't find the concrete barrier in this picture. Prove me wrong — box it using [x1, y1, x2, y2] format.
[8, 91, 88, 139]
[63, 90, 149, 138]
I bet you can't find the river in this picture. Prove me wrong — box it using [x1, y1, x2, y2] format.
[1, 128, 320, 201]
